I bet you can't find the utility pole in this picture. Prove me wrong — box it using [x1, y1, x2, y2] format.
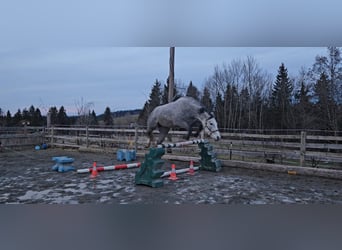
[168, 47, 175, 103]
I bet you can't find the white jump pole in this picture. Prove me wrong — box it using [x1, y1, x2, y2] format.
[160, 166, 199, 178]
[77, 162, 141, 174]
[157, 139, 207, 149]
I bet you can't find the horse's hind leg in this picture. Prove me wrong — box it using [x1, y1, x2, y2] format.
[157, 127, 170, 145]
[166, 129, 173, 142]
[158, 127, 173, 153]
[146, 128, 154, 148]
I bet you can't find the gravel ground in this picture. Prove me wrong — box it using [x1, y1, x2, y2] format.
[1, 147, 342, 204]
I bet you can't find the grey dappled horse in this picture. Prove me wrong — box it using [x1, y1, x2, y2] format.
[146, 96, 221, 147]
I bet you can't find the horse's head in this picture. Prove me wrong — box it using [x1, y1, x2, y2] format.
[203, 112, 221, 141]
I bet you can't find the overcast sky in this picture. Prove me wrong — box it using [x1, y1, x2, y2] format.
[0, 47, 328, 115]
[0, 0, 340, 116]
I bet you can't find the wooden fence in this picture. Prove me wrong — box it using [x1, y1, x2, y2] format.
[0, 126, 45, 150]
[214, 131, 342, 169]
[1, 125, 341, 178]
[1, 126, 341, 171]
[43, 126, 342, 170]
[45, 126, 141, 152]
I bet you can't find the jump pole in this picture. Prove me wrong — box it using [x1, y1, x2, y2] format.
[77, 162, 141, 174]
[157, 139, 207, 149]
[156, 139, 203, 178]
[160, 166, 199, 178]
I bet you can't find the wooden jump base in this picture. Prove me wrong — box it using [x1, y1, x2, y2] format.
[135, 139, 221, 188]
[77, 162, 141, 174]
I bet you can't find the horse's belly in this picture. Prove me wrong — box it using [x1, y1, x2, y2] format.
[158, 115, 175, 127]
[158, 114, 191, 129]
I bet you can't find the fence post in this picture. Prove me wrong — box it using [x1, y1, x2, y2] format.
[134, 124, 138, 153]
[300, 131, 306, 167]
[86, 126, 89, 148]
[229, 142, 233, 160]
[51, 126, 54, 147]
[42, 127, 46, 144]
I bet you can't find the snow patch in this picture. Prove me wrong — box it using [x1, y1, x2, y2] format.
[18, 190, 51, 201]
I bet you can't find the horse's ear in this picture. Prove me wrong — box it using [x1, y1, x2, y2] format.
[199, 107, 205, 113]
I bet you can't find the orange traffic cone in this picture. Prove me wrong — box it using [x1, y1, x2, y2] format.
[168, 164, 178, 180]
[90, 161, 98, 178]
[188, 160, 195, 175]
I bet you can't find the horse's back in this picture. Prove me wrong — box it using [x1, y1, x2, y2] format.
[147, 97, 202, 127]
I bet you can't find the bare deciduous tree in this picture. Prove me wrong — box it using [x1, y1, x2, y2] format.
[75, 97, 94, 125]
[204, 57, 272, 130]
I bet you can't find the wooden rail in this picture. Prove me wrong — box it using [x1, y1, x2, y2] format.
[0, 127, 45, 149]
[42, 126, 342, 170]
[1, 126, 341, 178]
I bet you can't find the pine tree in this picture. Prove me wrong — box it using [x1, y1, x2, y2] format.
[33, 108, 43, 126]
[22, 108, 30, 125]
[149, 80, 162, 108]
[270, 63, 294, 129]
[138, 79, 162, 125]
[28, 105, 35, 123]
[57, 106, 68, 125]
[0, 108, 3, 126]
[90, 110, 98, 125]
[162, 79, 179, 104]
[13, 109, 22, 126]
[313, 72, 337, 130]
[48, 107, 58, 125]
[137, 101, 149, 126]
[103, 107, 113, 126]
[6, 110, 12, 126]
[294, 79, 314, 129]
[186, 81, 200, 100]
[201, 86, 213, 111]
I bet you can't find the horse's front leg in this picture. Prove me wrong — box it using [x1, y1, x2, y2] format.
[199, 129, 205, 139]
[184, 127, 193, 140]
[193, 123, 203, 138]
[166, 129, 173, 142]
[185, 120, 201, 140]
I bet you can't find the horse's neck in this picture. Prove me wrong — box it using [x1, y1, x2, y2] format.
[197, 112, 210, 124]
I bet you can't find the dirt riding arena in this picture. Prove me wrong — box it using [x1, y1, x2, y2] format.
[1, 147, 342, 204]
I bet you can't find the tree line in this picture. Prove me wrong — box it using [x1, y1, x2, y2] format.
[138, 47, 342, 131]
[0, 105, 44, 126]
[0, 105, 116, 127]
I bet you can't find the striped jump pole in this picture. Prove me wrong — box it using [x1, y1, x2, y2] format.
[157, 139, 207, 149]
[77, 162, 141, 174]
[160, 166, 199, 178]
